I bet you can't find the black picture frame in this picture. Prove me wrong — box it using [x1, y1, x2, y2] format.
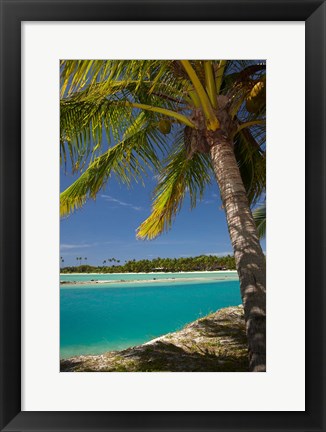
[1, 1, 325, 431]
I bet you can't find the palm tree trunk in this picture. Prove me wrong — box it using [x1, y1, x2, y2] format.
[209, 136, 266, 372]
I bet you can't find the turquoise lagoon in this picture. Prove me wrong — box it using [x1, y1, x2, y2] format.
[60, 272, 241, 359]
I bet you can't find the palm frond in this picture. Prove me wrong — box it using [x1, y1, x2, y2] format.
[224, 60, 266, 75]
[234, 128, 266, 206]
[60, 113, 168, 217]
[60, 97, 130, 169]
[61, 60, 186, 102]
[137, 140, 212, 240]
[252, 203, 266, 238]
[60, 62, 192, 169]
[60, 93, 183, 170]
[220, 63, 266, 121]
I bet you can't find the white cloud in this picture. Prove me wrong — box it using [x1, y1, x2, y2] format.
[60, 243, 94, 250]
[101, 194, 142, 211]
[60, 241, 118, 251]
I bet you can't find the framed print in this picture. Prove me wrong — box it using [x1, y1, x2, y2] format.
[0, 0, 325, 431]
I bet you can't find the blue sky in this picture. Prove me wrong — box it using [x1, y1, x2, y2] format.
[60, 162, 266, 266]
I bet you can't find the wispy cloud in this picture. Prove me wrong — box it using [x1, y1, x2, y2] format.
[61, 243, 95, 250]
[101, 194, 142, 211]
[60, 241, 119, 251]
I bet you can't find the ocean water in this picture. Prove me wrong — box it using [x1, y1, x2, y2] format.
[60, 272, 241, 359]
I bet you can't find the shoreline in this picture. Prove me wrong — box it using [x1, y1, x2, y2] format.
[60, 275, 239, 287]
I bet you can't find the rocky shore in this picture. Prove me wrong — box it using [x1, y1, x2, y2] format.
[60, 305, 249, 372]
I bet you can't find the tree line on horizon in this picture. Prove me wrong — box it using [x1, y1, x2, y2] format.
[60, 254, 236, 273]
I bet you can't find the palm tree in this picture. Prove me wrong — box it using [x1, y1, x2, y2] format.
[60, 60, 266, 371]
